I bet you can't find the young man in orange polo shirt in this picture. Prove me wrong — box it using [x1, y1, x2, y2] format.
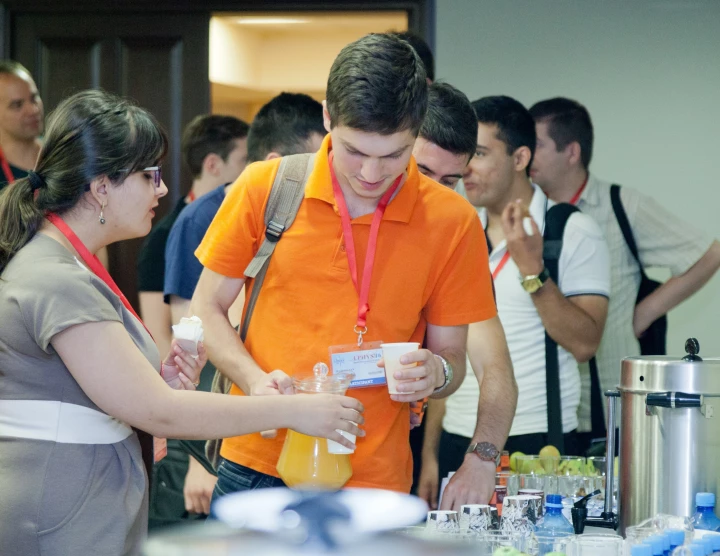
[191, 33, 497, 497]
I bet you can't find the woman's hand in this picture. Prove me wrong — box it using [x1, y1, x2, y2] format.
[288, 394, 365, 451]
[161, 340, 208, 390]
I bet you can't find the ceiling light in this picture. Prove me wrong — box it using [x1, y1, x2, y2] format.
[234, 17, 308, 25]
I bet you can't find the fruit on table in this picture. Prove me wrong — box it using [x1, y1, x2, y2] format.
[539, 445, 560, 458]
[510, 451, 525, 472]
[558, 458, 584, 476]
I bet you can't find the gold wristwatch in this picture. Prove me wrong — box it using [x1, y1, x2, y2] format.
[521, 267, 550, 294]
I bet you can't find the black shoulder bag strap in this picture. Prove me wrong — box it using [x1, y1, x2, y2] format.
[542, 203, 580, 453]
[610, 184, 643, 271]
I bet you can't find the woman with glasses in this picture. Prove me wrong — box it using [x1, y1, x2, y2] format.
[0, 90, 364, 556]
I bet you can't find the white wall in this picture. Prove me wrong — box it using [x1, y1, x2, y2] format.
[436, 0, 720, 357]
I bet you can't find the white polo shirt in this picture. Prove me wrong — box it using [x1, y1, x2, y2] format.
[444, 184, 611, 438]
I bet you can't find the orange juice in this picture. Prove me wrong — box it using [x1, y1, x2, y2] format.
[276, 430, 352, 490]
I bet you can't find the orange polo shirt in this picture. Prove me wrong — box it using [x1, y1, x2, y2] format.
[195, 134, 496, 492]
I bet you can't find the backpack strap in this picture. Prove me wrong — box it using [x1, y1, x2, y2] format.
[610, 184, 645, 275]
[542, 203, 579, 453]
[206, 152, 314, 471]
[240, 152, 314, 341]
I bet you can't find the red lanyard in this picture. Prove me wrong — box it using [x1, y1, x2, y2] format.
[46, 213, 153, 339]
[569, 176, 588, 205]
[328, 152, 403, 346]
[186, 191, 196, 203]
[492, 251, 512, 280]
[0, 147, 15, 185]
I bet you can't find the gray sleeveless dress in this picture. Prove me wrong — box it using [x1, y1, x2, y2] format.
[0, 234, 160, 555]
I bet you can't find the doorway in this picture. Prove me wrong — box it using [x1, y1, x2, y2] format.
[209, 11, 409, 119]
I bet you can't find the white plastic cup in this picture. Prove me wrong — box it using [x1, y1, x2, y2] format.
[326, 425, 356, 455]
[381, 342, 420, 395]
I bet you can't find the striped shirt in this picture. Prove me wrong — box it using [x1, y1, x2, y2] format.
[575, 174, 714, 431]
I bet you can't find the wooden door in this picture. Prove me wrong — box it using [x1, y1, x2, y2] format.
[11, 12, 210, 309]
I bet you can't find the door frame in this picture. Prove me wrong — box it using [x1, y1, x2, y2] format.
[0, 0, 435, 58]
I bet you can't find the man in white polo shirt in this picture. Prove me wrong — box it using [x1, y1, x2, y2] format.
[419, 95, 610, 510]
[529, 98, 720, 450]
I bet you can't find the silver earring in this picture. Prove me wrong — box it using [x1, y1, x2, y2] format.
[99, 203, 106, 225]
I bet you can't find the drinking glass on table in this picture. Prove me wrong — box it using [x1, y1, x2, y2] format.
[570, 534, 624, 556]
[425, 510, 460, 536]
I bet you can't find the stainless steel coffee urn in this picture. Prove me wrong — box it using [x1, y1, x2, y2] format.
[611, 339, 720, 533]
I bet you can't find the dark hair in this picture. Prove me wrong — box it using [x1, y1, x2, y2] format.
[529, 97, 594, 169]
[0, 59, 32, 78]
[326, 33, 428, 136]
[419, 82, 476, 160]
[182, 115, 249, 179]
[391, 31, 434, 81]
[0, 89, 168, 273]
[246, 93, 325, 164]
[471, 95, 536, 176]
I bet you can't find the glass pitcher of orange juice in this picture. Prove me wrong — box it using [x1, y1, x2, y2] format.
[276, 363, 354, 490]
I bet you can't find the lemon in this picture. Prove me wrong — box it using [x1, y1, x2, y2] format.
[510, 451, 525, 472]
[539, 445, 561, 458]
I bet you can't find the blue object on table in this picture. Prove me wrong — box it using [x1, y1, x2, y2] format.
[689, 542, 707, 556]
[693, 493, 720, 532]
[701, 535, 714, 555]
[644, 535, 664, 556]
[667, 529, 685, 550]
[631, 544, 653, 556]
[534, 494, 573, 555]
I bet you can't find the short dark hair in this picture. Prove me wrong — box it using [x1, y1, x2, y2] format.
[0, 59, 31, 78]
[326, 33, 428, 135]
[391, 31, 434, 81]
[529, 97, 594, 169]
[246, 93, 325, 164]
[419, 82, 476, 160]
[181, 115, 249, 179]
[471, 96, 536, 176]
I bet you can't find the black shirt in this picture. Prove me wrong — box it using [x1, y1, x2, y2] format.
[136, 198, 188, 293]
[0, 163, 29, 192]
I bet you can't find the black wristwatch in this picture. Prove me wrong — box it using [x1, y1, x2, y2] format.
[465, 442, 501, 467]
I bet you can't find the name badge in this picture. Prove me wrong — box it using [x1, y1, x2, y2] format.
[329, 341, 385, 388]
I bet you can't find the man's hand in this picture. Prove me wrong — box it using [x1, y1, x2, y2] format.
[378, 349, 445, 403]
[417, 453, 440, 510]
[439, 455, 496, 511]
[248, 370, 294, 438]
[184, 455, 218, 516]
[502, 200, 544, 276]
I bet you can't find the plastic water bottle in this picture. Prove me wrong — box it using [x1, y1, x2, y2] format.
[693, 493, 720, 532]
[668, 529, 686, 551]
[534, 494, 573, 554]
[535, 494, 574, 535]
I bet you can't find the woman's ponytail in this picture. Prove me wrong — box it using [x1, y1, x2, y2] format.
[0, 177, 44, 273]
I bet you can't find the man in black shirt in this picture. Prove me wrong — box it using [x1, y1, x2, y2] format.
[0, 61, 43, 190]
[136, 115, 249, 355]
